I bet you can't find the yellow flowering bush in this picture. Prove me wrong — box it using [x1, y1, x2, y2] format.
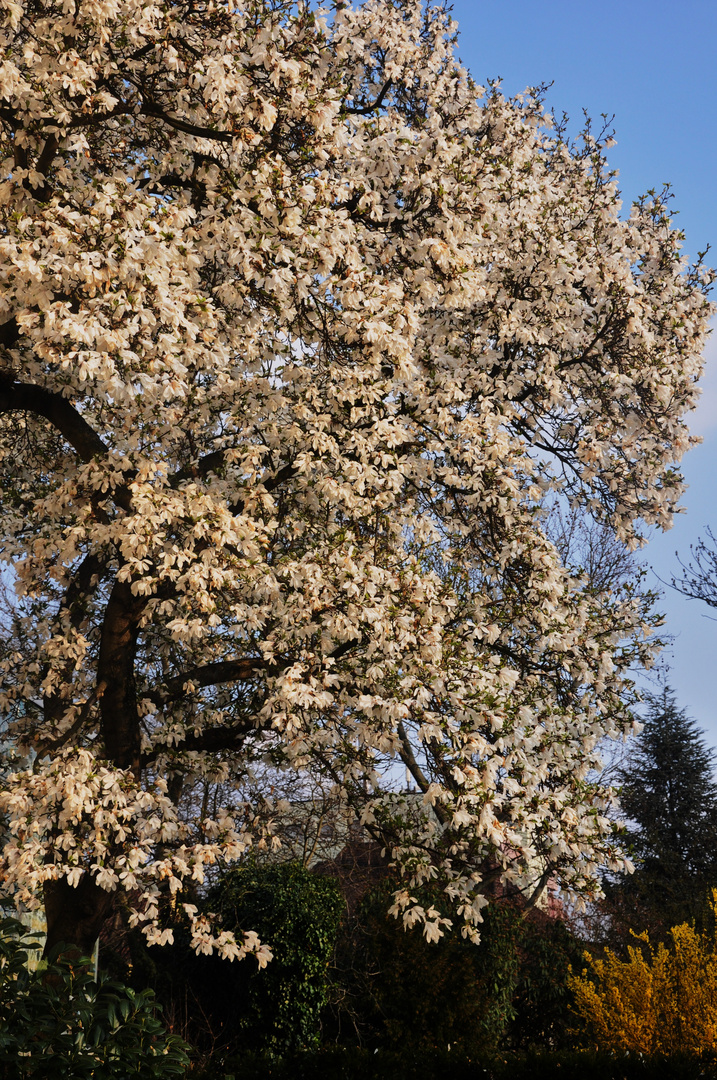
[570, 892, 717, 1054]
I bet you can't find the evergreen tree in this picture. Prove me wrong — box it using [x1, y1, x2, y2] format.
[613, 686, 717, 936]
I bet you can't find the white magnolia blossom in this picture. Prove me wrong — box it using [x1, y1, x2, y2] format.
[1, 748, 272, 961]
[0, 0, 712, 951]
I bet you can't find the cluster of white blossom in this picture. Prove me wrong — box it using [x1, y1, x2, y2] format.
[0, 0, 712, 951]
[0, 748, 272, 961]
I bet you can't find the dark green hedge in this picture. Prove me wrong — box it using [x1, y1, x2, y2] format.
[206, 862, 344, 1055]
[193, 1047, 717, 1080]
[131, 862, 344, 1060]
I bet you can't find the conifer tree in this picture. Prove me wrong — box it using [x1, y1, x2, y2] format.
[614, 686, 717, 935]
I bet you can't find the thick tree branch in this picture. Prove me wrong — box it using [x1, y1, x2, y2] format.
[35, 680, 108, 758]
[142, 717, 262, 763]
[397, 720, 450, 827]
[31, 133, 59, 198]
[43, 875, 115, 959]
[170, 450, 298, 512]
[0, 316, 19, 349]
[154, 656, 270, 701]
[40, 551, 112, 729]
[147, 636, 364, 711]
[523, 867, 554, 912]
[140, 103, 234, 143]
[0, 381, 133, 512]
[57, 104, 134, 130]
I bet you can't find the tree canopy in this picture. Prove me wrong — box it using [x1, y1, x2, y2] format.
[0, 0, 712, 958]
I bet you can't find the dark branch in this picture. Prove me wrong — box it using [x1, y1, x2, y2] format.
[397, 720, 450, 827]
[35, 680, 108, 758]
[170, 449, 234, 487]
[0, 382, 133, 512]
[153, 656, 270, 703]
[56, 105, 134, 130]
[149, 636, 364, 708]
[137, 171, 207, 209]
[0, 316, 19, 350]
[343, 80, 393, 116]
[170, 450, 298, 512]
[34, 133, 59, 178]
[671, 527, 717, 614]
[141, 718, 261, 764]
[41, 98, 233, 142]
[140, 103, 234, 143]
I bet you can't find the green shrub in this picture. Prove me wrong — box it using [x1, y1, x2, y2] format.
[329, 880, 489, 1056]
[0, 917, 190, 1079]
[328, 880, 583, 1054]
[506, 908, 585, 1049]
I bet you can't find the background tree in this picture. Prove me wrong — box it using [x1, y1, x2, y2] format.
[605, 685, 717, 939]
[0, 0, 712, 961]
[672, 527, 717, 612]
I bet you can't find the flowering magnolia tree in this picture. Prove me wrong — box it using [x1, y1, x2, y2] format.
[0, 0, 712, 959]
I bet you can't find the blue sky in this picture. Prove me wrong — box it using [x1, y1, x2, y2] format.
[449, 0, 717, 740]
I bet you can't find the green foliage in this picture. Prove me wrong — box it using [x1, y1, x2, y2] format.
[509, 911, 585, 1049]
[0, 917, 190, 1079]
[472, 901, 523, 1047]
[206, 863, 344, 1055]
[329, 881, 582, 1055]
[330, 880, 488, 1055]
[607, 685, 717, 938]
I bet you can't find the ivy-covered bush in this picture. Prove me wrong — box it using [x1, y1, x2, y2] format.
[165, 862, 344, 1057]
[216, 862, 344, 1053]
[0, 918, 190, 1079]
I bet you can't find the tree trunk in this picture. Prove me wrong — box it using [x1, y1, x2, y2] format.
[43, 876, 115, 960]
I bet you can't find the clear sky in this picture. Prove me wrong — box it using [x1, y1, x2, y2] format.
[449, 0, 717, 741]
